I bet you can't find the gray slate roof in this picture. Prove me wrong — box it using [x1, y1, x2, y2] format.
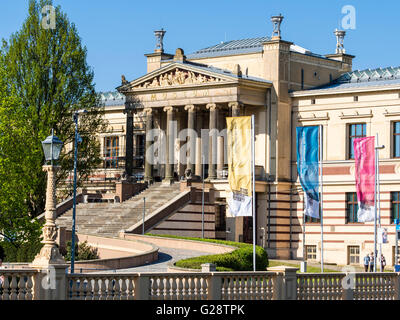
[301, 66, 400, 92]
[99, 91, 125, 106]
[186, 36, 325, 59]
[186, 37, 270, 59]
[336, 66, 400, 83]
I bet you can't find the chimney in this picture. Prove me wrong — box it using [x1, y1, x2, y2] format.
[154, 28, 166, 53]
[325, 29, 355, 72]
[145, 28, 173, 73]
[271, 14, 284, 40]
[334, 28, 346, 54]
[173, 48, 186, 62]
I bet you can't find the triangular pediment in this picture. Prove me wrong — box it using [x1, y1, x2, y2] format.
[124, 63, 237, 91]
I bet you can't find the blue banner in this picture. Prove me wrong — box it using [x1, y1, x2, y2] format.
[296, 126, 320, 218]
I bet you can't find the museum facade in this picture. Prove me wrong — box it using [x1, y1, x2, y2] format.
[86, 16, 400, 266]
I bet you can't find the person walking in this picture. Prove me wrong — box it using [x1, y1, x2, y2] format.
[380, 254, 386, 272]
[369, 252, 375, 272]
[363, 253, 370, 272]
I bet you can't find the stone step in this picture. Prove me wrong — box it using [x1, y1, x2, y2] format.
[55, 182, 184, 237]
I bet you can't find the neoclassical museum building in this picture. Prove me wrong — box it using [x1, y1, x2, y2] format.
[82, 16, 400, 266]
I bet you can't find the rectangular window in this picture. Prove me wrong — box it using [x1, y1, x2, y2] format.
[348, 246, 360, 264]
[391, 192, 400, 223]
[348, 123, 366, 159]
[104, 136, 119, 168]
[346, 192, 359, 223]
[305, 245, 317, 261]
[134, 134, 145, 168]
[304, 215, 320, 223]
[394, 122, 400, 158]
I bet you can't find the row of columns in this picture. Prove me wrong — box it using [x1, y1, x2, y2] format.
[141, 102, 243, 184]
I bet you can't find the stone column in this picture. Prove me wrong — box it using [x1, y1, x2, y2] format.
[195, 109, 203, 178]
[228, 101, 242, 117]
[184, 104, 196, 177]
[163, 106, 175, 184]
[217, 135, 224, 178]
[123, 108, 134, 177]
[195, 137, 202, 177]
[206, 103, 218, 180]
[144, 108, 153, 184]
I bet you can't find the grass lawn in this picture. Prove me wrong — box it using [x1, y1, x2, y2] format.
[267, 260, 339, 273]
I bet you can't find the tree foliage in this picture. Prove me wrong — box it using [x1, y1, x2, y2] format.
[0, 0, 107, 245]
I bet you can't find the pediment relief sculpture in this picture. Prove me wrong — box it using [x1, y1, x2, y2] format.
[134, 68, 223, 89]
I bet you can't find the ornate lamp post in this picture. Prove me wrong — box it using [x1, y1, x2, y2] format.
[31, 129, 65, 266]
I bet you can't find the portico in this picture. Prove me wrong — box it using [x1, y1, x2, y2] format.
[118, 57, 272, 184]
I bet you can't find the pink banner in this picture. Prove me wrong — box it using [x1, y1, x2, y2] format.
[354, 137, 375, 222]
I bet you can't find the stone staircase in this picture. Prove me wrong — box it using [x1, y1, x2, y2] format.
[55, 182, 182, 238]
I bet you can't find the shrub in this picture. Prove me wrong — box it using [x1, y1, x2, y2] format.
[146, 234, 269, 271]
[64, 241, 99, 261]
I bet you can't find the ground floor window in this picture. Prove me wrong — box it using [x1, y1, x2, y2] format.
[305, 245, 317, 260]
[104, 136, 119, 168]
[348, 246, 360, 264]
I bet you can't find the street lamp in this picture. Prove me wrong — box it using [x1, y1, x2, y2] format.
[31, 129, 65, 266]
[70, 110, 87, 274]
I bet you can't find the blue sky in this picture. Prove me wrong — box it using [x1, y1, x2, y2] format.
[1, 0, 399, 92]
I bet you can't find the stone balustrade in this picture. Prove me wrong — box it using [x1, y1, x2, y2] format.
[66, 272, 277, 300]
[2, 267, 400, 300]
[297, 272, 400, 300]
[0, 269, 36, 300]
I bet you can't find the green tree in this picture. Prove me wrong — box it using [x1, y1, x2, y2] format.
[0, 57, 43, 246]
[0, 0, 107, 246]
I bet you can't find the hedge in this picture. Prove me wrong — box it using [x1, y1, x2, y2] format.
[146, 234, 269, 271]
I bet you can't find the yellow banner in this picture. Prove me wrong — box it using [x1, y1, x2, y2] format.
[226, 116, 252, 197]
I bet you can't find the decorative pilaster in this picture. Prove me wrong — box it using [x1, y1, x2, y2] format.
[144, 108, 154, 184]
[206, 103, 218, 180]
[31, 166, 65, 267]
[163, 106, 175, 184]
[185, 104, 196, 177]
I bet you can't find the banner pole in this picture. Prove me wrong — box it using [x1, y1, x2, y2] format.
[251, 115, 256, 272]
[377, 133, 382, 272]
[319, 125, 324, 273]
[202, 154, 205, 239]
[374, 134, 378, 272]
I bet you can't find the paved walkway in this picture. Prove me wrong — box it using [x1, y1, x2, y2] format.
[81, 247, 211, 274]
